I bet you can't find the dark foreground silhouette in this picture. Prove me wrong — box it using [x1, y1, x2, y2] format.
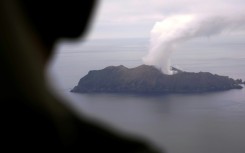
[0, 0, 161, 152]
[72, 65, 243, 94]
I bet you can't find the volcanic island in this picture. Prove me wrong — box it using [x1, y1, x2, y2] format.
[71, 65, 244, 94]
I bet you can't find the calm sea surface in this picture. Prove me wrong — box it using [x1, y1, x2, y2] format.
[48, 37, 245, 153]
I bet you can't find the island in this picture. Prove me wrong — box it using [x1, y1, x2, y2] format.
[71, 65, 244, 94]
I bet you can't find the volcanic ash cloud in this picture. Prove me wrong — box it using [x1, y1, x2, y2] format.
[143, 14, 245, 74]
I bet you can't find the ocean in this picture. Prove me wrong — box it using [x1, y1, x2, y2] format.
[47, 37, 245, 153]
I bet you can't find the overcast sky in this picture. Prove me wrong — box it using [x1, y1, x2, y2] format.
[86, 0, 245, 39]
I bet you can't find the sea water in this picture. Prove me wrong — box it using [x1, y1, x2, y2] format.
[47, 37, 245, 153]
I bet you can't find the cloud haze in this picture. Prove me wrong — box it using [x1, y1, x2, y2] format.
[89, 0, 245, 38]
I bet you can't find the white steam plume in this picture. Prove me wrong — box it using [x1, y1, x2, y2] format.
[143, 14, 245, 74]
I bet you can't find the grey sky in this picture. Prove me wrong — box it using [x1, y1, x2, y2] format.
[87, 0, 245, 39]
